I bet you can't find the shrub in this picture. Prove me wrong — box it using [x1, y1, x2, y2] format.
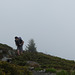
[71, 71, 75, 75]
[35, 68, 43, 71]
[45, 68, 56, 73]
[0, 69, 5, 75]
[57, 70, 68, 75]
[0, 61, 32, 75]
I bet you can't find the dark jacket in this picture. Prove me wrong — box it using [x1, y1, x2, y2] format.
[15, 39, 24, 47]
[15, 40, 20, 47]
[19, 39, 24, 46]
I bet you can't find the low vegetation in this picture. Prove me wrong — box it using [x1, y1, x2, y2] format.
[45, 68, 56, 73]
[1, 43, 75, 75]
[0, 61, 32, 75]
[12, 51, 75, 70]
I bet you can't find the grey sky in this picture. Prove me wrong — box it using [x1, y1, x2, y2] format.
[0, 0, 75, 60]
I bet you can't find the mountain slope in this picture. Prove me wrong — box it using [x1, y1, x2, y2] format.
[0, 43, 15, 59]
[0, 43, 75, 70]
[12, 52, 75, 70]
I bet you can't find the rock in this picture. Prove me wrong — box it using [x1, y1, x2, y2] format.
[27, 61, 40, 67]
[0, 50, 3, 53]
[38, 69, 46, 72]
[2, 57, 12, 62]
[29, 67, 34, 70]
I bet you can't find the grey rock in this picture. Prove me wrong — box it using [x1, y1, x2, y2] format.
[0, 50, 3, 53]
[27, 61, 40, 67]
[2, 57, 12, 62]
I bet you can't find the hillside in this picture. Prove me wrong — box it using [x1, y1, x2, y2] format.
[0, 43, 75, 70]
[0, 43, 32, 75]
[12, 51, 75, 70]
[1, 43, 75, 75]
[0, 43, 16, 59]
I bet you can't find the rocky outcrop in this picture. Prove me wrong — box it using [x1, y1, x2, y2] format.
[0, 43, 16, 61]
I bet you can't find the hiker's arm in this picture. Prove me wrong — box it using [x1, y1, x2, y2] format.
[15, 42, 17, 46]
[22, 41, 24, 44]
[20, 41, 24, 45]
[15, 41, 18, 46]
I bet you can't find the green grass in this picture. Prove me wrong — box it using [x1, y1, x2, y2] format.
[56, 70, 68, 75]
[0, 61, 32, 75]
[12, 51, 75, 70]
[1, 43, 75, 74]
[45, 68, 56, 73]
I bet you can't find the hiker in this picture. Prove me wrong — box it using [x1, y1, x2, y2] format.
[19, 37, 24, 53]
[15, 36, 24, 55]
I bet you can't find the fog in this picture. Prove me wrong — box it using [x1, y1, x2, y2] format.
[0, 0, 75, 60]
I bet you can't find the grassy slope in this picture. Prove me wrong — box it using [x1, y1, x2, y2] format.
[0, 43, 75, 70]
[12, 52, 75, 70]
[0, 61, 32, 75]
[0, 44, 32, 75]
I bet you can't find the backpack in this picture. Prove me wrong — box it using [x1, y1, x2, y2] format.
[19, 37, 24, 45]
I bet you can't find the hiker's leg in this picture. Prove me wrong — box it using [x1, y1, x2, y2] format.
[17, 47, 20, 55]
[21, 46, 23, 54]
[17, 50, 20, 55]
[21, 47, 23, 54]
[21, 50, 23, 54]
